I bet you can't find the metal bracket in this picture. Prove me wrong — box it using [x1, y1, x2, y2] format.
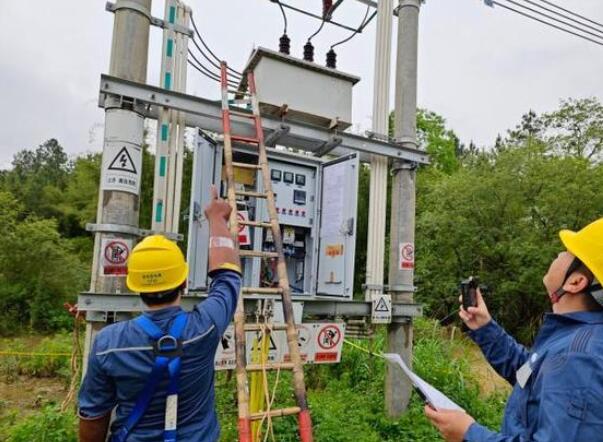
[265, 124, 290, 147]
[105, 2, 194, 37]
[86, 223, 184, 242]
[389, 284, 417, 293]
[314, 135, 343, 157]
[78, 292, 423, 321]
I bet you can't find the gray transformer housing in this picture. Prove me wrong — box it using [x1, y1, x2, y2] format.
[240, 47, 360, 130]
[187, 131, 360, 300]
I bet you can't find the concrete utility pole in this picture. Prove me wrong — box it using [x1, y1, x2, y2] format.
[84, 0, 152, 371]
[386, 0, 421, 417]
[365, 0, 393, 302]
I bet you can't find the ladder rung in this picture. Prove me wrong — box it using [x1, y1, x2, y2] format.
[228, 89, 251, 96]
[240, 250, 279, 259]
[232, 162, 261, 170]
[232, 135, 260, 144]
[246, 362, 295, 372]
[236, 190, 267, 199]
[230, 110, 256, 120]
[249, 407, 301, 421]
[242, 287, 284, 295]
[244, 323, 288, 331]
[239, 220, 272, 228]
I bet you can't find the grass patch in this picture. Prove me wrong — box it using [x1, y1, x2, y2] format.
[0, 333, 72, 382]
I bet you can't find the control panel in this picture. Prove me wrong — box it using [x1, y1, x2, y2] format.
[187, 132, 359, 300]
[267, 161, 315, 228]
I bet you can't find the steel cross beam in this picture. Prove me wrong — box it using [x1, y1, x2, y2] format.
[78, 292, 423, 323]
[99, 74, 429, 164]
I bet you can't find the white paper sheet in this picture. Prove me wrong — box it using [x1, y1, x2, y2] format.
[320, 162, 346, 237]
[383, 353, 464, 411]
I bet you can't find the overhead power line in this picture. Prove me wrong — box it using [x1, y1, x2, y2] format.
[277, 1, 359, 33]
[331, 4, 373, 49]
[190, 14, 243, 77]
[518, 0, 603, 36]
[536, 0, 603, 30]
[507, 0, 603, 41]
[486, 0, 603, 48]
[187, 50, 239, 87]
[271, 0, 288, 34]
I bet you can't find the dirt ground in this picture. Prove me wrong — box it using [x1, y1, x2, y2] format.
[0, 375, 67, 420]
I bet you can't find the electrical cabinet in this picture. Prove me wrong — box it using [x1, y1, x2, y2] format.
[187, 130, 359, 300]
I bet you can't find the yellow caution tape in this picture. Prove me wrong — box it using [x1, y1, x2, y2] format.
[343, 339, 386, 359]
[0, 351, 71, 357]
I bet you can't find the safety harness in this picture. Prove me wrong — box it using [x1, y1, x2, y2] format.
[112, 312, 188, 442]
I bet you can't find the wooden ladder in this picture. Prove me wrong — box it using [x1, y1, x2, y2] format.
[219, 62, 314, 442]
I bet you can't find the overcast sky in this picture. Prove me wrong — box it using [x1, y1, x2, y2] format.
[1, 0, 602, 169]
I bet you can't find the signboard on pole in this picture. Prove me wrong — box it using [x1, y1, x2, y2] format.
[101, 142, 142, 194]
[371, 293, 392, 324]
[399, 242, 415, 270]
[314, 323, 345, 364]
[101, 238, 132, 276]
[214, 322, 345, 370]
[237, 211, 251, 246]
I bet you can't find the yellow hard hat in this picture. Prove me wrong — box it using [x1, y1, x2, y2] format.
[126, 235, 188, 294]
[559, 218, 603, 288]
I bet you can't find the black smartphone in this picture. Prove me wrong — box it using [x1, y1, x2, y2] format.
[460, 276, 478, 310]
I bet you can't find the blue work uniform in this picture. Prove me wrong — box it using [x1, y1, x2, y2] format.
[78, 270, 241, 442]
[465, 311, 603, 441]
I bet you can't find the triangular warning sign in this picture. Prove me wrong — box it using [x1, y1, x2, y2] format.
[108, 146, 137, 174]
[375, 297, 390, 312]
[258, 333, 278, 351]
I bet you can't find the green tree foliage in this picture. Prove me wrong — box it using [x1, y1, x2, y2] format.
[389, 109, 461, 173]
[416, 98, 603, 341]
[0, 192, 86, 333]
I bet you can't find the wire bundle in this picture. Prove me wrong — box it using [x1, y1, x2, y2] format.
[187, 14, 243, 86]
[486, 0, 603, 47]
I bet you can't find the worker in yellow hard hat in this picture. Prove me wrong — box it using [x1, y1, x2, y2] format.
[425, 217, 603, 442]
[78, 186, 241, 442]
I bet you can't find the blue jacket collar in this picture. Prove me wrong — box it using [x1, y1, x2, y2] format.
[544, 310, 603, 325]
[142, 306, 183, 321]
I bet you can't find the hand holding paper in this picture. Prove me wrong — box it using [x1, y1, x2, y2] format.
[382, 353, 463, 411]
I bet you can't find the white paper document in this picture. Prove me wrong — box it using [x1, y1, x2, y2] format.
[383, 353, 464, 411]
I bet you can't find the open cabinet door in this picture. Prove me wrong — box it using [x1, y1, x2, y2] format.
[186, 130, 222, 291]
[316, 153, 359, 298]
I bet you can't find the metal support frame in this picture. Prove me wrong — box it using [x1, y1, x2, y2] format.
[78, 292, 422, 322]
[105, 1, 194, 37]
[99, 74, 429, 164]
[314, 135, 343, 157]
[264, 124, 290, 147]
[86, 223, 183, 242]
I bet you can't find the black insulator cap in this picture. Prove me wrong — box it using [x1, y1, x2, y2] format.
[326, 48, 337, 69]
[279, 33, 291, 55]
[303, 41, 315, 62]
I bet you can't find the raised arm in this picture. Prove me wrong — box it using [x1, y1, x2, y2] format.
[460, 290, 529, 385]
[196, 185, 241, 335]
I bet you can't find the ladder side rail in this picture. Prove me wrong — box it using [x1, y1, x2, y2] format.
[220, 62, 252, 442]
[247, 71, 314, 442]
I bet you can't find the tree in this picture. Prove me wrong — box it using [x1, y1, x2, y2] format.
[2, 139, 71, 222]
[389, 109, 461, 174]
[415, 145, 603, 341]
[0, 192, 86, 334]
[543, 97, 603, 160]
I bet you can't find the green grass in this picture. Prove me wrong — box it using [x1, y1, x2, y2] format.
[0, 333, 73, 382]
[0, 319, 506, 441]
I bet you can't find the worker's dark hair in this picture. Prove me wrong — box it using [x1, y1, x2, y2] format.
[140, 282, 185, 307]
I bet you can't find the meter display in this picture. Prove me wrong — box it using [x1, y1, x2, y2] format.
[296, 174, 306, 186]
[271, 169, 282, 181]
[283, 171, 294, 184]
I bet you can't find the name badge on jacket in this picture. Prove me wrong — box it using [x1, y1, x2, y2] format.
[516, 352, 545, 388]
